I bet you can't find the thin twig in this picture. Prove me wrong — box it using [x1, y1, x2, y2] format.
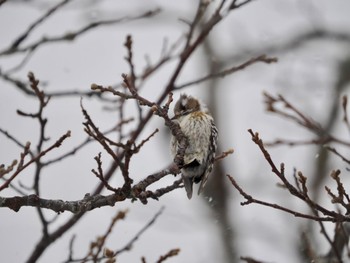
[0, 131, 71, 191]
[156, 248, 180, 263]
[0, 9, 161, 56]
[226, 174, 338, 222]
[114, 207, 165, 256]
[215, 148, 234, 161]
[175, 55, 277, 89]
[9, 0, 71, 50]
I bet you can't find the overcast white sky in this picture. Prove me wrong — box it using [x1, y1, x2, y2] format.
[1, 1, 350, 262]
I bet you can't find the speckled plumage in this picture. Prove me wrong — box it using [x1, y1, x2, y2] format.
[170, 94, 218, 199]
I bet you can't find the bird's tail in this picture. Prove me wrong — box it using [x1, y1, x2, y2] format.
[182, 175, 193, 199]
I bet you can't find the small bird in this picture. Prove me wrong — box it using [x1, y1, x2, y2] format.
[170, 94, 218, 199]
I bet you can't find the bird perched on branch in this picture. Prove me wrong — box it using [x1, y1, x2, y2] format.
[170, 94, 218, 199]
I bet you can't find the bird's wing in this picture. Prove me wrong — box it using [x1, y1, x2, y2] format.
[198, 120, 218, 195]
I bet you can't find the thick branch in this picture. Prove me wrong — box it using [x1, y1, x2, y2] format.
[0, 193, 126, 213]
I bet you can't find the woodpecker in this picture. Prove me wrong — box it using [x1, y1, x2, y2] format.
[170, 94, 218, 199]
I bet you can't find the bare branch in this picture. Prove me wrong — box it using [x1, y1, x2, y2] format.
[0, 70, 103, 97]
[226, 174, 336, 222]
[0, 160, 18, 178]
[342, 95, 350, 134]
[240, 256, 267, 263]
[133, 128, 159, 153]
[0, 9, 161, 56]
[0, 131, 71, 191]
[325, 146, 350, 165]
[264, 92, 350, 147]
[114, 207, 165, 256]
[156, 248, 180, 263]
[215, 148, 234, 161]
[227, 129, 350, 223]
[0, 192, 125, 213]
[80, 209, 128, 262]
[175, 55, 277, 89]
[229, 0, 255, 10]
[0, 128, 32, 155]
[91, 153, 119, 193]
[137, 179, 183, 205]
[9, 0, 72, 50]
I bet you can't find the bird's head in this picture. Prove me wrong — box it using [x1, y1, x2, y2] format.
[172, 94, 203, 119]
